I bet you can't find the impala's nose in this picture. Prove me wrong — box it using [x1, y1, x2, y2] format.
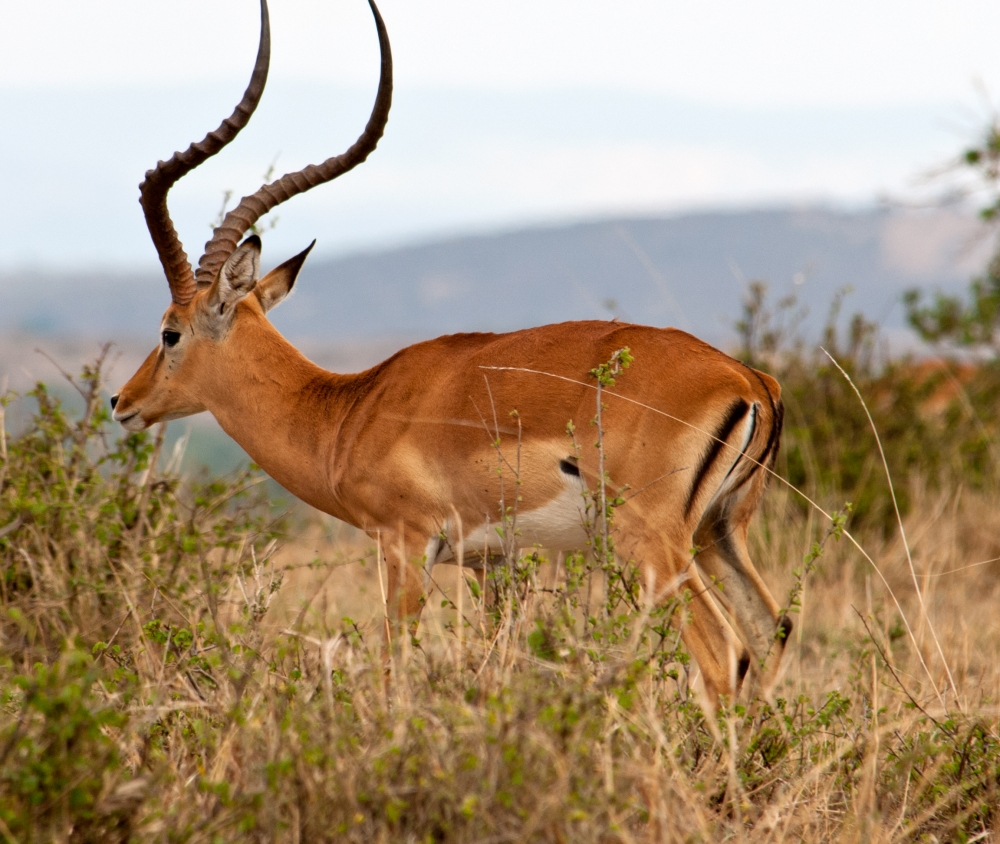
[110, 394, 119, 410]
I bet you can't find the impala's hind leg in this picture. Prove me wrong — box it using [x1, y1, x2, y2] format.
[693, 494, 789, 694]
[623, 524, 747, 709]
[674, 561, 748, 709]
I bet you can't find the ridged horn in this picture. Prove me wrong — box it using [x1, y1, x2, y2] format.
[195, 0, 393, 286]
[139, 0, 271, 306]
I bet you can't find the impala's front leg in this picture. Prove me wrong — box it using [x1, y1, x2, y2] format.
[380, 528, 435, 637]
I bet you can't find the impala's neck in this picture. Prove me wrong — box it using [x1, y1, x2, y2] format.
[198, 311, 355, 516]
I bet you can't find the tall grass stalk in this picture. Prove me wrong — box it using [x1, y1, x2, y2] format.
[823, 348, 958, 708]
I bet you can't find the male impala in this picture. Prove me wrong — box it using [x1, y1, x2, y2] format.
[112, 0, 790, 707]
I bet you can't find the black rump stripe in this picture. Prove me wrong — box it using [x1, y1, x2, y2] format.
[684, 399, 750, 518]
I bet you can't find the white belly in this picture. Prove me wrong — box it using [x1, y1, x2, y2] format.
[437, 482, 595, 564]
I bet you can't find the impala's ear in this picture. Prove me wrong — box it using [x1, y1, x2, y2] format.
[209, 235, 262, 311]
[255, 240, 316, 313]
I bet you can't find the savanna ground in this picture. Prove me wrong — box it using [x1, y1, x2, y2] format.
[3, 277, 1000, 844]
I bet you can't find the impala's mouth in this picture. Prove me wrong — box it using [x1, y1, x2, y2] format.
[113, 408, 146, 432]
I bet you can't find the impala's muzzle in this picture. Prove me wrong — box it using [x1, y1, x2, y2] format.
[111, 393, 147, 432]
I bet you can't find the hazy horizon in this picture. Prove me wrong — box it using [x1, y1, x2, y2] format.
[0, 83, 977, 274]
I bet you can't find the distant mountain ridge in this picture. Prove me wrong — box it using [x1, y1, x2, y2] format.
[280, 205, 989, 346]
[1, 206, 989, 353]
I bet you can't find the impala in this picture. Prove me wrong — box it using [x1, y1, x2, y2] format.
[111, 0, 790, 707]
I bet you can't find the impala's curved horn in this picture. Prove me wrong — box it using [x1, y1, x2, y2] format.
[195, 0, 393, 286]
[140, 0, 271, 306]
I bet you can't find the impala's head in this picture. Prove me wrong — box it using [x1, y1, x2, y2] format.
[111, 236, 317, 431]
[111, 0, 392, 432]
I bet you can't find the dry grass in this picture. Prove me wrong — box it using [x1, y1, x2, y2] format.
[1, 359, 1000, 843]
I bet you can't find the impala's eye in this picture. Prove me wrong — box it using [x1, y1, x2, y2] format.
[162, 330, 181, 348]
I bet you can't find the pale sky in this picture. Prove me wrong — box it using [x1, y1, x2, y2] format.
[6, 1, 1000, 105]
[2, 1, 999, 270]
